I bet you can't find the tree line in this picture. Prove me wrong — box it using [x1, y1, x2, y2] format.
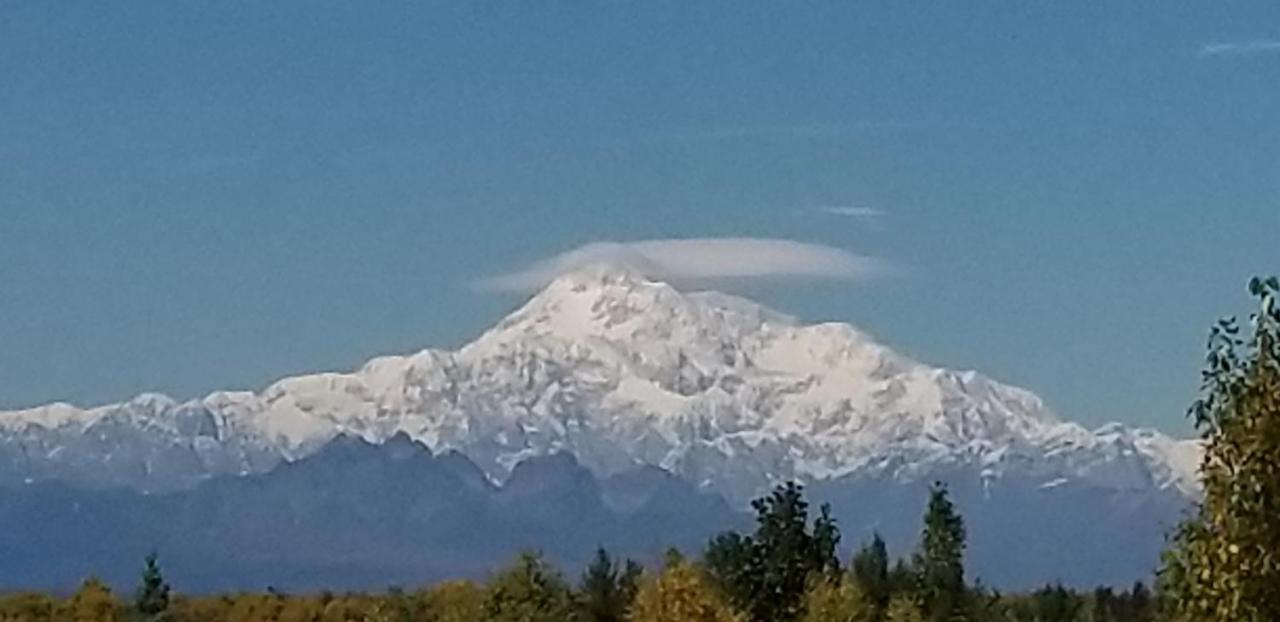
[0, 482, 1161, 622]
[2, 278, 1277, 622]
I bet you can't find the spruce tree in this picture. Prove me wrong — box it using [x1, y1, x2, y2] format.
[483, 551, 575, 622]
[704, 482, 841, 622]
[133, 552, 170, 620]
[1161, 277, 1280, 621]
[850, 534, 890, 616]
[914, 483, 967, 622]
[577, 547, 641, 622]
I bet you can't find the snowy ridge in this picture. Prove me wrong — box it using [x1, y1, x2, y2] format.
[0, 265, 1201, 501]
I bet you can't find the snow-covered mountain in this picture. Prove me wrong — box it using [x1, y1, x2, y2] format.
[0, 266, 1201, 504]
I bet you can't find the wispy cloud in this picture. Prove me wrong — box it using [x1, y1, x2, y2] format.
[813, 205, 885, 219]
[475, 238, 888, 293]
[1197, 40, 1280, 58]
[635, 122, 918, 145]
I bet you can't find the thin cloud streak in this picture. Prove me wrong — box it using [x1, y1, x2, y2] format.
[476, 238, 888, 293]
[1198, 40, 1280, 57]
[814, 205, 885, 218]
[633, 122, 919, 145]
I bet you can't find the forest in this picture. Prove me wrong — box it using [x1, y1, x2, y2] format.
[1, 278, 1277, 622]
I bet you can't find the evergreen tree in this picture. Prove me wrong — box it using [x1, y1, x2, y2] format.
[1089, 587, 1118, 622]
[1161, 277, 1280, 621]
[1026, 584, 1083, 622]
[704, 532, 756, 609]
[133, 552, 170, 620]
[704, 482, 841, 622]
[1117, 581, 1154, 622]
[913, 483, 967, 622]
[887, 559, 918, 598]
[577, 547, 642, 622]
[483, 551, 575, 622]
[850, 534, 890, 616]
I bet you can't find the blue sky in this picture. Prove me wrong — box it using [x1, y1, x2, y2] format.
[2, 2, 1278, 434]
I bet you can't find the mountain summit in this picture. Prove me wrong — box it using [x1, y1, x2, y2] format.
[0, 266, 1200, 503]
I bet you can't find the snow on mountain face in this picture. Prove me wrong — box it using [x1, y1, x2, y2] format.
[0, 266, 1202, 502]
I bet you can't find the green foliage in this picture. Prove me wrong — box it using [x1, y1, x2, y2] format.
[914, 482, 968, 621]
[483, 551, 575, 622]
[577, 547, 642, 622]
[1160, 277, 1280, 622]
[134, 553, 171, 620]
[850, 534, 890, 617]
[704, 482, 841, 622]
[887, 558, 918, 599]
[1024, 584, 1084, 622]
[703, 532, 755, 611]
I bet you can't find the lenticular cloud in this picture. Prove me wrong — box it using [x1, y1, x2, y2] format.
[476, 238, 885, 292]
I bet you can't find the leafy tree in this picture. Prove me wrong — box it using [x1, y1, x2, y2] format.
[704, 482, 841, 622]
[416, 581, 484, 622]
[913, 483, 967, 621]
[483, 552, 575, 622]
[63, 578, 122, 622]
[1161, 277, 1280, 622]
[577, 547, 642, 622]
[229, 593, 286, 622]
[885, 595, 925, 622]
[1026, 584, 1083, 622]
[798, 574, 873, 622]
[628, 559, 743, 622]
[0, 592, 58, 622]
[850, 534, 890, 616]
[169, 594, 234, 622]
[134, 552, 171, 620]
[274, 596, 324, 622]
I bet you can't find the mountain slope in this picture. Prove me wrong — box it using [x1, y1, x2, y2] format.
[0, 266, 1200, 504]
[0, 435, 738, 592]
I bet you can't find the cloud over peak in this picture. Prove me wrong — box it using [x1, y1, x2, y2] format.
[476, 238, 886, 292]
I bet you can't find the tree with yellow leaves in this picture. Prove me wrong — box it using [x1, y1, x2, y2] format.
[61, 578, 121, 622]
[884, 595, 925, 622]
[628, 560, 743, 622]
[797, 574, 873, 622]
[1161, 277, 1280, 621]
[417, 581, 485, 622]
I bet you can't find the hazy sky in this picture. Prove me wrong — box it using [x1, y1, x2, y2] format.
[3, 2, 1278, 434]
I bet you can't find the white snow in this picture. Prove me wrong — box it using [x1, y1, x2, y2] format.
[0, 264, 1203, 501]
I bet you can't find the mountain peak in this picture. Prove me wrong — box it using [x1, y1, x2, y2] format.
[546, 261, 661, 289]
[0, 272, 1201, 503]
